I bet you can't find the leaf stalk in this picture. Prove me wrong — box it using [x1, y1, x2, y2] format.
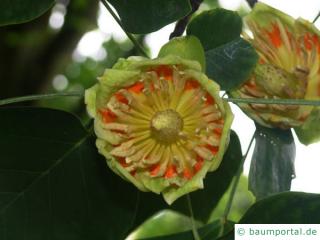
[187, 194, 201, 240]
[223, 132, 255, 220]
[100, 0, 149, 58]
[0, 92, 83, 106]
[224, 97, 320, 106]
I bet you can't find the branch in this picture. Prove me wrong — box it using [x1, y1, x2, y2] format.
[169, 0, 203, 39]
[246, 0, 258, 8]
[313, 11, 320, 23]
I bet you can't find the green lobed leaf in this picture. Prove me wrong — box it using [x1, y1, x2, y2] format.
[171, 130, 243, 223]
[107, 0, 191, 34]
[0, 107, 164, 240]
[0, 0, 54, 26]
[205, 37, 258, 91]
[240, 192, 320, 223]
[158, 36, 206, 72]
[140, 219, 234, 240]
[294, 107, 320, 145]
[187, 8, 242, 50]
[249, 124, 296, 200]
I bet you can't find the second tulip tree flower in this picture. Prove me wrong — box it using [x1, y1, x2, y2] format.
[85, 53, 233, 204]
[231, 3, 320, 143]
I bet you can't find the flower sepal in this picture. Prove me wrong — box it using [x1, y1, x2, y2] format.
[294, 108, 320, 145]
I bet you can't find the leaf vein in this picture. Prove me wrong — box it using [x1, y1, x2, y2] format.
[0, 132, 91, 215]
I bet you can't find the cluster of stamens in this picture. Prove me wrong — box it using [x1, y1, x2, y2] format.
[238, 19, 320, 128]
[98, 65, 225, 184]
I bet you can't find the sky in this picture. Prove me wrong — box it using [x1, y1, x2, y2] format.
[70, 0, 320, 194]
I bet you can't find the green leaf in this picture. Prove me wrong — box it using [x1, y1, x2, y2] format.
[187, 8, 242, 50]
[249, 124, 296, 200]
[186, 8, 258, 90]
[0, 108, 160, 240]
[294, 108, 320, 145]
[172, 130, 243, 223]
[158, 36, 206, 71]
[140, 219, 234, 240]
[218, 192, 320, 238]
[205, 38, 258, 91]
[0, 0, 54, 26]
[130, 210, 195, 239]
[107, 0, 192, 34]
[240, 192, 320, 223]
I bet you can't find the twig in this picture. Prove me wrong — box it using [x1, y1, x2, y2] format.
[246, 0, 258, 8]
[0, 92, 83, 106]
[187, 194, 201, 240]
[100, 0, 149, 57]
[169, 0, 203, 39]
[313, 11, 320, 23]
[223, 132, 255, 220]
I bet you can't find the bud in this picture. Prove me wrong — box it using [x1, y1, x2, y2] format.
[85, 55, 233, 204]
[231, 3, 320, 129]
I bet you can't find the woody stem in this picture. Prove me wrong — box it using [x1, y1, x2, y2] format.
[169, 0, 203, 39]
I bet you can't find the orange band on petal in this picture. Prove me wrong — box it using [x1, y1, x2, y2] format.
[267, 24, 282, 48]
[214, 128, 223, 135]
[165, 165, 177, 178]
[150, 164, 161, 176]
[115, 92, 129, 105]
[118, 157, 129, 168]
[259, 58, 266, 64]
[185, 80, 200, 90]
[205, 93, 215, 105]
[154, 65, 173, 81]
[194, 156, 204, 172]
[183, 168, 193, 180]
[127, 82, 144, 93]
[99, 109, 117, 123]
[206, 145, 219, 155]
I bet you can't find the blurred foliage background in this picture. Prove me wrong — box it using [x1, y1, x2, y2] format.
[0, 0, 224, 114]
[0, 0, 250, 119]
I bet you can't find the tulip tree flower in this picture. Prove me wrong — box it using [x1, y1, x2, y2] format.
[85, 55, 233, 204]
[231, 3, 320, 143]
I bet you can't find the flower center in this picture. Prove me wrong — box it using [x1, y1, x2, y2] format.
[150, 109, 183, 144]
